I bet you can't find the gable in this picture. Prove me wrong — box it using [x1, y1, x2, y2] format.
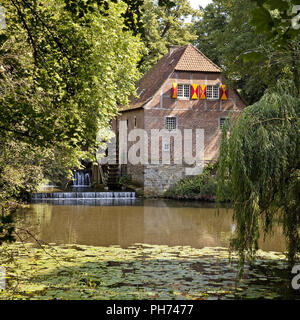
[175, 45, 221, 73]
[121, 44, 222, 112]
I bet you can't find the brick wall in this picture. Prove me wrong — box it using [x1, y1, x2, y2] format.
[114, 71, 246, 195]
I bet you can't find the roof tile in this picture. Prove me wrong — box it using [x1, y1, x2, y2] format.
[175, 44, 221, 72]
[121, 44, 221, 111]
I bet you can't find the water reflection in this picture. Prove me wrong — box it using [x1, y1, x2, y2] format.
[18, 199, 286, 252]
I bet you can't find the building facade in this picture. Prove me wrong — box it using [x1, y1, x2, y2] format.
[112, 45, 246, 195]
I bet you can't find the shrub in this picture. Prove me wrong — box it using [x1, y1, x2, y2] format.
[119, 174, 132, 185]
[165, 162, 231, 201]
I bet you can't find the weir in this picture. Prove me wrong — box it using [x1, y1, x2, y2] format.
[72, 171, 91, 187]
[31, 191, 136, 200]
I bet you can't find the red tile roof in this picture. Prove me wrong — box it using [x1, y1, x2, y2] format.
[175, 44, 221, 72]
[121, 44, 221, 111]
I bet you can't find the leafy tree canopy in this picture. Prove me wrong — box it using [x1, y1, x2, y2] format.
[249, 0, 300, 93]
[193, 0, 299, 104]
[0, 0, 143, 245]
[139, 0, 199, 73]
[1, 0, 142, 150]
[63, 0, 177, 35]
[250, 0, 300, 45]
[217, 81, 300, 264]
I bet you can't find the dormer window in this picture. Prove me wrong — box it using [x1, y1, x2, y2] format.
[207, 85, 219, 100]
[177, 84, 190, 99]
[172, 83, 225, 100]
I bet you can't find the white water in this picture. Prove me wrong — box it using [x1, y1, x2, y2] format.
[31, 191, 136, 200]
[72, 171, 91, 187]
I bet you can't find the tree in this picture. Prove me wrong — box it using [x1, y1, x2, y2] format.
[193, 0, 299, 104]
[63, 0, 177, 35]
[214, 0, 300, 267]
[1, 0, 142, 150]
[0, 0, 142, 245]
[193, 1, 227, 67]
[250, 0, 300, 93]
[139, 0, 199, 73]
[217, 82, 300, 264]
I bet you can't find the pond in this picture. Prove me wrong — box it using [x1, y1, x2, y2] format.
[18, 199, 286, 252]
[2, 199, 297, 300]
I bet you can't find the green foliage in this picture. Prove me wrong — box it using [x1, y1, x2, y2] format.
[165, 162, 231, 200]
[0, 0, 143, 244]
[250, 0, 300, 45]
[119, 174, 132, 185]
[193, 1, 228, 67]
[1, 0, 142, 150]
[0, 206, 16, 245]
[0, 0, 142, 170]
[249, 0, 300, 94]
[193, 0, 299, 104]
[139, 0, 199, 73]
[217, 81, 300, 264]
[63, 0, 177, 35]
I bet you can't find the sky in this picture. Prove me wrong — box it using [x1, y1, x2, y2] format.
[189, 0, 212, 9]
[185, 0, 212, 23]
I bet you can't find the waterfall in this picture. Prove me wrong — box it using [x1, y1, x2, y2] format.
[31, 191, 136, 200]
[72, 171, 91, 187]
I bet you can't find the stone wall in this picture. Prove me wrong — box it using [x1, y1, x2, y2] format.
[143, 164, 186, 195]
[126, 164, 144, 186]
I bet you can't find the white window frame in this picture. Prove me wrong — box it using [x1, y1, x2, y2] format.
[165, 116, 177, 131]
[163, 142, 172, 152]
[177, 84, 191, 99]
[207, 85, 220, 100]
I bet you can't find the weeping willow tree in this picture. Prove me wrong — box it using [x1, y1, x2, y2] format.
[217, 82, 300, 265]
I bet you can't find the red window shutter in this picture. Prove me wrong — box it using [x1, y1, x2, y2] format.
[191, 84, 199, 99]
[200, 85, 207, 99]
[172, 83, 177, 98]
[220, 84, 228, 100]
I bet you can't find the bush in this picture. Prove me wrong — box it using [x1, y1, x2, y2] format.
[119, 174, 132, 185]
[165, 162, 231, 201]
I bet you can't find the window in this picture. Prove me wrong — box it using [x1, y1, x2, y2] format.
[134, 116, 137, 128]
[163, 142, 171, 152]
[177, 84, 190, 98]
[219, 117, 229, 130]
[207, 85, 219, 99]
[165, 117, 177, 131]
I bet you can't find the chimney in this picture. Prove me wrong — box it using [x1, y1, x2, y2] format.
[168, 45, 181, 56]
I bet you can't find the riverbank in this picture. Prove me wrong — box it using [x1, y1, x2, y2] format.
[0, 242, 298, 300]
[121, 163, 227, 201]
[163, 163, 230, 201]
